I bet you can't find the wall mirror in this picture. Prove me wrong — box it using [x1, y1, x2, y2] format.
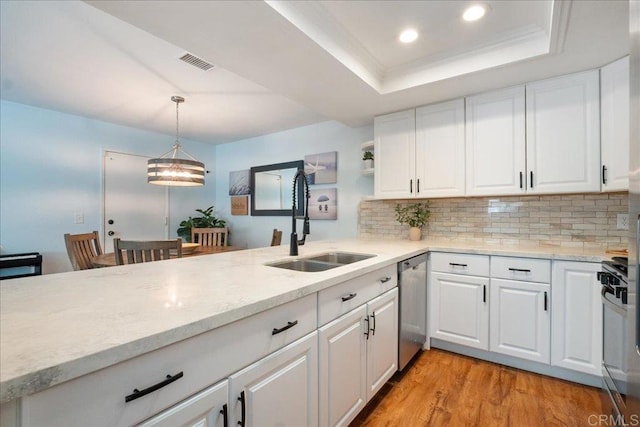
[250, 160, 304, 216]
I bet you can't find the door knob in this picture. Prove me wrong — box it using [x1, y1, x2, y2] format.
[108, 231, 115, 236]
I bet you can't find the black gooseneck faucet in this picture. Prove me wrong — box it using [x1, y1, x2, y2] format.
[290, 170, 310, 256]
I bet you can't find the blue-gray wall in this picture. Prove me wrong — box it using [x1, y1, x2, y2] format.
[0, 100, 216, 273]
[214, 121, 373, 248]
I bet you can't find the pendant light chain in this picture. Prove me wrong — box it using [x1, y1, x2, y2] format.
[175, 98, 180, 149]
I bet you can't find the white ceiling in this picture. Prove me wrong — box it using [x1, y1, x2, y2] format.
[0, 0, 629, 145]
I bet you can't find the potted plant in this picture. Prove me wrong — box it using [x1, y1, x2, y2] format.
[177, 206, 227, 243]
[395, 202, 430, 241]
[362, 151, 374, 169]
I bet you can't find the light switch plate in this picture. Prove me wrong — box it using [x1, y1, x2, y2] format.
[74, 212, 84, 224]
[617, 213, 629, 230]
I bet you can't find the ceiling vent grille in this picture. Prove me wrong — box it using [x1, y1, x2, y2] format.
[179, 53, 215, 71]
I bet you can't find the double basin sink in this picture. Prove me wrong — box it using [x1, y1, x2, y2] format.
[266, 252, 375, 272]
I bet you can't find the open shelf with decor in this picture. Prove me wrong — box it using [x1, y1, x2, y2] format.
[361, 140, 374, 175]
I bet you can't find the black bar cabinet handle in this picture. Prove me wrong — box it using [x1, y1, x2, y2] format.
[341, 292, 357, 302]
[417, 178, 420, 193]
[544, 292, 548, 311]
[519, 171, 523, 189]
[370, 312, 376, 336]
[449, 263, 468, 267]
[530, 171, 534, 188]
[410, 179, 413, 194]
[237, 391, 245, 426]
[220, 403, 228, 427]
[380, 276, 392, 283]
[508, 268, 531, 273]
[125, 371, 183, 403]
[483, 285, 486, 303]
[364, 316, 370, 340]
[602, 165, 607, 185]
[272, 320, 298, 335]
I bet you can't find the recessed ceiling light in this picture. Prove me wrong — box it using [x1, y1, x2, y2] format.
[399, 29, 418, 44]
[463, 4, 488, 22]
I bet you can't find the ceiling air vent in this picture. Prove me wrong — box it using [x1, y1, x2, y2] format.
[179, 53, 215, 71]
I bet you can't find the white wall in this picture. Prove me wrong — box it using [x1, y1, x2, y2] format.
[0, 100, 216, 273]
[214, 121, 373, 249]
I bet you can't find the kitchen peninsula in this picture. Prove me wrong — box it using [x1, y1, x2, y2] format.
[0, 239, 608, 426]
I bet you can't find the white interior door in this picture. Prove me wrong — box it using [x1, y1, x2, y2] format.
[103, 151, 168, 251]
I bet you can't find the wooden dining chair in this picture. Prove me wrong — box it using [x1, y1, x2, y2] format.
[64, 231, 103, 271]
[270, 229, 283, 246]
[192, 227, 228, 247]
[113, 238, 182, 265]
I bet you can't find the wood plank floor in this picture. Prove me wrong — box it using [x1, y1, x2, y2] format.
[350, 349, 604, 426]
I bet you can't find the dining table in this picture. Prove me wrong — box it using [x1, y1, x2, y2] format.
[91, 245, 244, 267]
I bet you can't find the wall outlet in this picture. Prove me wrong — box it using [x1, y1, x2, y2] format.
[617, 213, 629, 230]
[74, 212, 84, 224]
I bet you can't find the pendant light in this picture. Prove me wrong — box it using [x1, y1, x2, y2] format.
[147, 96, 205, 186]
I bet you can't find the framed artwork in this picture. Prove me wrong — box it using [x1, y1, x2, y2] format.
[231, 195, 249, 215]
[308, 188, 337, 220]
[304, 151, 337, 184]
[229, 170, 250, 195]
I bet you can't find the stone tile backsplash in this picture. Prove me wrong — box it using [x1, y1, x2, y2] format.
[358, 192, 629, 249]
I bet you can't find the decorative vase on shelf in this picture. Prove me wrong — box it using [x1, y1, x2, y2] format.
[364, 159, 373, 169]
[409, 227, 422, 241]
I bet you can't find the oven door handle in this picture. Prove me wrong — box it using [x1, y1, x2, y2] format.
[602, 286, 626, 316]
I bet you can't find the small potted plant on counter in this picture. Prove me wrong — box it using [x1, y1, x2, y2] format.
[395, 202, 430, 241]
[362, 151, 374, 169]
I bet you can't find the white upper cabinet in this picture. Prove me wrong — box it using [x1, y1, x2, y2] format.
[525, 70, 601, 194]
[465, 86, 526, 196]
[415, 99, 466, 198]
[374, 110, 416, 199]
[601, 56, 630, 192]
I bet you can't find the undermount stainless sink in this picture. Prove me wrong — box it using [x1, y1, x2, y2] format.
[266, 252, 376, 272]
[305, 252, 375, 265]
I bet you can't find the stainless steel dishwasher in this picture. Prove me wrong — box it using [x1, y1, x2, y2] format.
[398, 253, 427, 370]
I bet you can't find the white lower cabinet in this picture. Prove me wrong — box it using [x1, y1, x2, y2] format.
[489, 278, 550, 363]
[319, 287, 398, 427]
[430, 271, 489, 350]
[229, 332, 318, 427]
[551, 261, 602, 375]
[366, 288, 399, 401]
[137, 380, 228, 427]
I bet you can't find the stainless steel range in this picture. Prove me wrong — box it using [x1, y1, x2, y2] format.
[600, 257, 629, 420]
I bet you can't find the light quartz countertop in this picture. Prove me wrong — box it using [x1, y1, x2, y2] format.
[0, 238, 614, 403]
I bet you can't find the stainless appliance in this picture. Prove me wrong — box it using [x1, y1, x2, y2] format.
[624, 0, 640, 422]
[600, 257, 629, 419]
[398, 253, 427, 370]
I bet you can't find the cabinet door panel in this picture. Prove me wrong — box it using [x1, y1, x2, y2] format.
[430, 272, 489, 350]
[526, 70, 600, 194]
[319, 305, 367, 427]
[465, 86, 526, 196]
[137, 380, 228, 427]
[490, 279, 550, 363]
[415, 99, 465, 198]
[366, 288, 398, 401]
[601, 56, 630, 191]
[229, 332, 318, 427]
[551, 262, 602, 375]
[374, 110, 416, 199]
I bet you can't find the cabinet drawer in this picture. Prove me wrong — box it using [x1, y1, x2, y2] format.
[318, 265, 396, 326]
[491, 256, 551, 283]
[430, 252, 489, 277]
[21, 294, 317, 427]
